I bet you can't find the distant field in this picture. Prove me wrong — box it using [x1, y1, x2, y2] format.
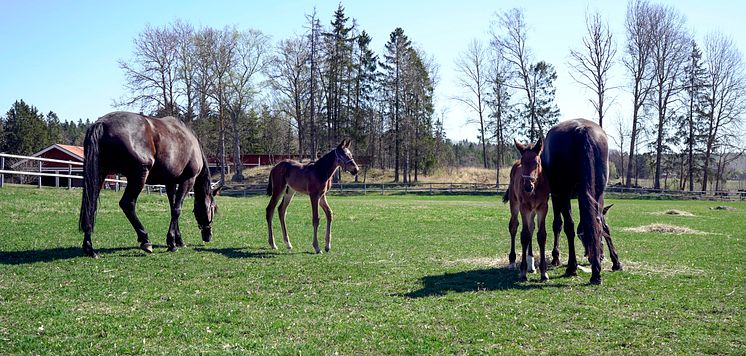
[0, 186, 744, 353]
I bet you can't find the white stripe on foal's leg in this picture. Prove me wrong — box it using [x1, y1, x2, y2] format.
[527, 255, 536, 273]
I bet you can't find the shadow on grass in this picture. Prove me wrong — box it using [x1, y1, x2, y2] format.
[0, 246, 140, 265]
[193, 247, 276, 259]
[402, 267, 566, 298]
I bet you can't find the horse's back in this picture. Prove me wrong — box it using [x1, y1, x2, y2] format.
[92, 112, 204, 181]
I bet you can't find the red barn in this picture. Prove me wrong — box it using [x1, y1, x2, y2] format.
[11, 144, 85, 187]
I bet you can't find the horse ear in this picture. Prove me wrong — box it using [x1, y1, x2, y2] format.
[338, 140, 346, 149]
[345, 139, 352, 148]
[514, 138, 526, 153]
[602, 204, 614, 215]
[533, 137, 544, 154]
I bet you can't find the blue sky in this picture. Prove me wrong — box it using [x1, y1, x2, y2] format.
[1, 0, 744, 146]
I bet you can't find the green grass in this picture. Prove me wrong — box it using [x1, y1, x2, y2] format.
[0, 185, 744, 354]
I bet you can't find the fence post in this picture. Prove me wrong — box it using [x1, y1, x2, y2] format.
[0, 156, 4, 188]
[430, 183, 433, 195]
[381, 183, 384, 195]
[115, 175, 120, 192]
[38, 161, 42, 188]
[67, 164, 72, 189]
[363, 182, 367, 195]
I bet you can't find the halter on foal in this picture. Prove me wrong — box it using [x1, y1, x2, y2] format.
[504, 138, 551, 281]
[266, 140, 359, 253]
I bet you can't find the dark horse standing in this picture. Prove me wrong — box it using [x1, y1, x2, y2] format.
[541, 119, 622, 284]
[79, 112, 219, 257]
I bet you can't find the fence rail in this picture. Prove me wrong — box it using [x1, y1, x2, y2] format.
[3, 153, 744, 200]
[222, 181, 746, 201]
[0, 152, 219, 194]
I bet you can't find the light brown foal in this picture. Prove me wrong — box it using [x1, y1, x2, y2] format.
[505, 138, 551, 281]
[266, 140, 359, 253]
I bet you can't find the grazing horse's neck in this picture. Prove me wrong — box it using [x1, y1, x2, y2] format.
[315, 150, 340, 182]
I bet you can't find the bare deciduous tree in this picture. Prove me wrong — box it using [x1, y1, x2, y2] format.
[623, 0, 655, 188]
[454, 39, 489, 168]
[648, 4, 689, 189]
[568, 10, 617, 128]
[701, 31, 746, 191]
[119, 24, 179, 117]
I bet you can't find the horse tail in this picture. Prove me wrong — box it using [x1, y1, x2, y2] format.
[577, 129, 603, 280]
[266, 174, 272, 196]
[502, 162, 518, 204]
[79, 122, 104, 233]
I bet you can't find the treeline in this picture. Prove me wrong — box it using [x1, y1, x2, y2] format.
[115, 5, 440, 184]
[0, 100, 89, 155]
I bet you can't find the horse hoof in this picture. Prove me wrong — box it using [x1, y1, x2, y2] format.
[324, 247, 330, 253]
[270, 244, 278, 250]
[140, 243, 153, 253]
[167, 246, 178, 252]
[286, 245, 293, 250]
[589, 276, 602, 285]
[519, 275, 528, 282]
[550, 258, 561, 267]
[564, 269, 577, 277]
[175, 241, 186, 248]
[612, 264, 624, 271]
[507, 263, 516, 270]
[540, 274, 549, 282]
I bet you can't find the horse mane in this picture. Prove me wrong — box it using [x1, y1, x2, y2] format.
[193, 153, 213, 224]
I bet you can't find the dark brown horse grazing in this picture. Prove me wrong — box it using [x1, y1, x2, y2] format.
[541, 118, 621, 284]
[266, 140, 359, 253]
[504, 138, 551, 281]
[79, 112, 219, 257]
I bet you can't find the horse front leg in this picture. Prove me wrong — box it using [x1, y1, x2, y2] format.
[319, 194, 333, 252]
[166, 180, 194, 251]
[310, 195, 321, 254]
[518, 210, 535, 281]
[537, 204, 549, 281]
[120, 170, 151, 253]
[508, 204, 519, 269]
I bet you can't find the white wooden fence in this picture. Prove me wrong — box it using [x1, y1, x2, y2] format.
[0, 152, 219, 193]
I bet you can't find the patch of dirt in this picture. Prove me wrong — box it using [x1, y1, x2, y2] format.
[623, 223, 707, 235]
[652, 210, 695, 217]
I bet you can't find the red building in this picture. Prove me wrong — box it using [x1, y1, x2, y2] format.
[11, 144, 85, 187]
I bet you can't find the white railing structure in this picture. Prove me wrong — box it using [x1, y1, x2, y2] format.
[0, 152, 220, 194]
[0, 152, 127, 190]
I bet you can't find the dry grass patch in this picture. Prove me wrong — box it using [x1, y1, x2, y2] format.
[623, 223, 707, 235]
[652, 210, 695, 217]
[446, 256, 511, 268]
[622, 260, 706, 277]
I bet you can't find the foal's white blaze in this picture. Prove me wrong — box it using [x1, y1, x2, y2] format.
[527, 255, 536, 273]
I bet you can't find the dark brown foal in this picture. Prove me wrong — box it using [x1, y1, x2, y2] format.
[265, 140, 359, 253]
[505, 138, 551, 281]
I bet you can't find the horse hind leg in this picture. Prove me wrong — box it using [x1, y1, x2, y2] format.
[507, 203, 519, 269]
[550, 197, 563, 266]
[278, 188, 295, 250]
[310, 195, 321, 254]
[120, 170, 152, 253]
[266, 182, 284, 250]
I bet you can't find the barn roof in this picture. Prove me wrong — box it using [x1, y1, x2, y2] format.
[10, 144, 84, 168]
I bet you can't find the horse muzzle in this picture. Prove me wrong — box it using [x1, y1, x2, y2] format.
[200, 226, 213, 242]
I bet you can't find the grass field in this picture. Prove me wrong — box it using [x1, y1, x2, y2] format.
[0, 185, 744, 354]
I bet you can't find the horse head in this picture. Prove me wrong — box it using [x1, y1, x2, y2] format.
[335, 139, 359, 176]
[195, 182, 223, 242]
[514, 137, 544, 194]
